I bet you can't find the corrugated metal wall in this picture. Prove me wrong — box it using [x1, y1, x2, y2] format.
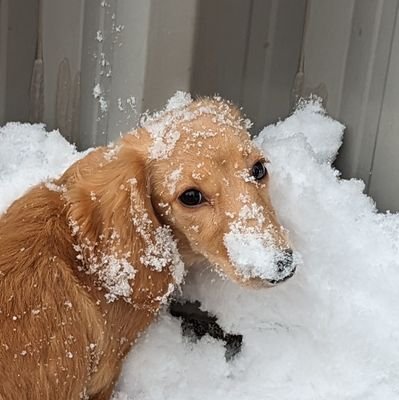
[1, 0, 399, 211]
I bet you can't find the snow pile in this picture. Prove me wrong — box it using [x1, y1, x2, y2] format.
[263, 97, 344, 163]
[0, 123, 84, 214]
[1, 100, 399, 399]
[117, 101, 399, 399]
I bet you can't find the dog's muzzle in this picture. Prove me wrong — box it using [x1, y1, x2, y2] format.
[268, 249, 296, 285]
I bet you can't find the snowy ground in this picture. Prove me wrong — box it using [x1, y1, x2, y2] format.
[1, 100, 399, 399]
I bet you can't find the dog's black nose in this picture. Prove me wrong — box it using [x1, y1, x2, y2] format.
[276, 249, 294, 273]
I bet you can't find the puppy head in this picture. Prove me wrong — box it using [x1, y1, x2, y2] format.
[123, 96, 297, 287]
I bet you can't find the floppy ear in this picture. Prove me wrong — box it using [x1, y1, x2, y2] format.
[65, 128, 159, 244]
[65, 128, 183, 302]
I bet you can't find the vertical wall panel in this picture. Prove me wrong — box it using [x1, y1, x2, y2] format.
[252, 0, 306, 130]
[303, 0, 355, 118]
[336, 0, 398, 186]
[142, 0, 198, 113]
[368, 7, 399, 211]
[42, 0, 85, 132]
[103, 0, 152, 143]
[239, 0, 273, 129]
[191, 0, 306, 132]
[4, 0, 38, 122]
[190, 0, 252, 104]
[79, 0, 197, 148]
[79, 0, 153, 148]
[0, 0, 8, 124]
[3, 0, 399, 213]
[79, 0, 111, 148]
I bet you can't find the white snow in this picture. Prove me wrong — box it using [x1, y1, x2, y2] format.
[98, 254, 136, 303]
[92, 84, 102, 99]
[116, 100, 399, 399]
[139, 225, 184, 284]
[128, 177, 184, 283]
[164, 166, 183, 195]
[165, 91, 193, 111]
[1, 99, 399, 399]
[263, 96, 344, 163]
[0, 122, 84, 214]
[92, 83, 108, 113]
[96, 30, 104, 43]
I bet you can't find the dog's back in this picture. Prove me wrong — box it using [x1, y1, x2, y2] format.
[0, 185, 101, 398]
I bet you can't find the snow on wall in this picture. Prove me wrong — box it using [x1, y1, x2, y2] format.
[1, 100, 399, 399]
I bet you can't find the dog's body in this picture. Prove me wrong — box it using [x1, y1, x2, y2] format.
[0, 146, 173, 399]
[0, 97, 296, 399]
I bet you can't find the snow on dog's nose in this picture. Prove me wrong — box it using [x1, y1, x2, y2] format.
[223, 199, 299, 285]
[224, 231, 298, 285]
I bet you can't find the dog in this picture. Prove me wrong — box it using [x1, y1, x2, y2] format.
[0, 96, 296, 399]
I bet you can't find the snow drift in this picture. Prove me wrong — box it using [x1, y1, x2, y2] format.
[1, 99, 399, 400]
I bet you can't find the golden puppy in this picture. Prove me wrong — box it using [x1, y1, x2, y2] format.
[0, 96, 296, 399]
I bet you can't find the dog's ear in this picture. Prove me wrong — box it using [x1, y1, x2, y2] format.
[65, 128, 182, 299]
[117, 128, 166, 233]
[66, 128, 160, 241]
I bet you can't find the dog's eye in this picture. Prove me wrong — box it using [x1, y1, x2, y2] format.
[251, 161, 268, 181]
[179, 189, 204, 207]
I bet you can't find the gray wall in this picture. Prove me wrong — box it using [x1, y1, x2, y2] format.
[191, 0, 307, 131]
[0, 0, 38, 123]
[303, 0, 399, 211]
[1, 0, 399, 211]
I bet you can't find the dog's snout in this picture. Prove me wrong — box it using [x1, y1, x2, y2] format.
[276, 249, 293, 273]
[267, 249, 296, 285]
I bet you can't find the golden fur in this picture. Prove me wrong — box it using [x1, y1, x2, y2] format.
[0, 98, 291, 399]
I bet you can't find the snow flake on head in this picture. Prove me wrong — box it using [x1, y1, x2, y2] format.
[165, 91, 192, 111]
[104, 142, 121, 162]
[140, 92, 192, 160]
[45, 181, 66, 193]
[146, 121, 181, 160]
[164, 166, 183, 195]
[140, 92, 252, 160]
[236, 168, 256, 184]
[69, 217, 80, 236]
